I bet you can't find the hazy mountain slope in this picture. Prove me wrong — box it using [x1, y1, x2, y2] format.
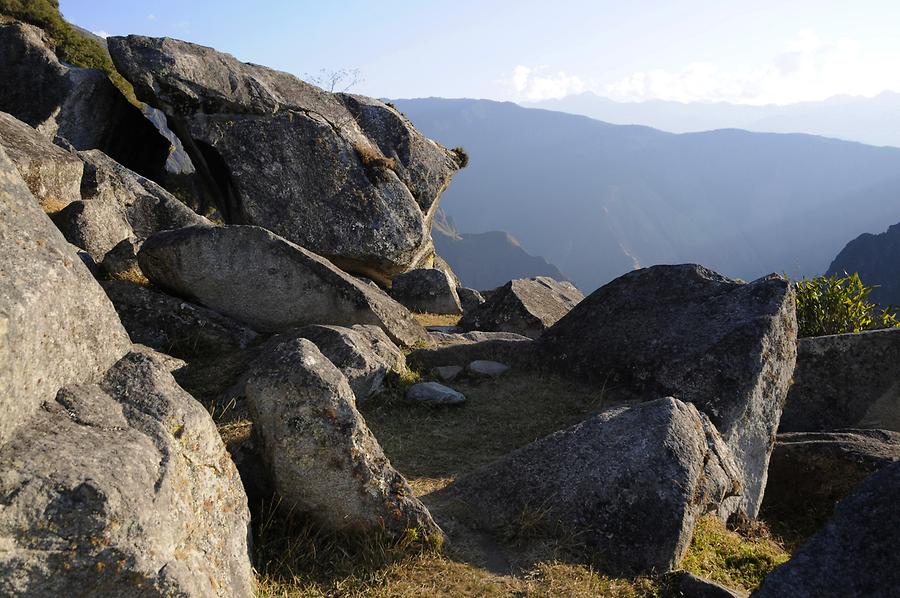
[827, 223, 900, 308]
[527, 91, 900, 148]
[394, 98, 900, 291]
[433, 209, 567, 289]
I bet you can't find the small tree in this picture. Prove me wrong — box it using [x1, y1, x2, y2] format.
[794, 272, 899, 337]
[304, 68, 362, 93]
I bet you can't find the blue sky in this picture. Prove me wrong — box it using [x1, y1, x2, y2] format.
[60, 0, 900, 104]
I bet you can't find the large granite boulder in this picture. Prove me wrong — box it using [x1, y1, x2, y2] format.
[0, 21, 169, 181]
[780, 328, 900, 433]
[457, 286, 486, 313]
[55, 149, 211, 262]
[459, 276, 584, 339]
[102, 280, 259, 360]
[408, 331, 534, 371]
[753, 460, 900, 598]
[0, 111, 82, 213]
[0, 145, 131, 445]
[238, 336, 441, 538]
[137, 224, 430, 348]
[107, 35, 460, 285]
[444, 398, 741, 575]
[390, 268, 463, 315]
[537, 265, 798, 517]
[761, 429, 900, 534]
[293, 324, 406, 402]
[0, 352, 254, 597]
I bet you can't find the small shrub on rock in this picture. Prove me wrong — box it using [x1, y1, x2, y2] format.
[794, 272, 899, 337]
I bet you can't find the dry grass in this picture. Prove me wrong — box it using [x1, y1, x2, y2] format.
[412, 313, 462, 328]
[107, 265, 151, 286]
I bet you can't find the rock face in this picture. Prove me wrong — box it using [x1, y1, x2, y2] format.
[0, 352, 254, 598]
[446, 398, 741, 575]
[239, 336, 441, 538]
[538, 265, 798, 517]
[753, 460, 900, 598]
[102, 280, 259, 360]
[390, 268, 463, 315]
[294, 324, 406, 402]
[138, 224, 430, 347]
[0, 21, 169, 181]
[780, 328, 900, 433]
[826, 222, 900, 308]
[457, 286, 485, 312]
[459, 276, 584, 339]
[0, 111, 82, 213]
[0, 145, 131, 446]
[761, 429, 900, 532]
[55, 149, 211, 263]
[107, 35, 460, 284]
[408, 330, 534, 371]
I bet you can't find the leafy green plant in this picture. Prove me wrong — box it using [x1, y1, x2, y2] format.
[0, 0, 139, 104]
[451, 146, 469, 168]
[794, 272, 900, 337]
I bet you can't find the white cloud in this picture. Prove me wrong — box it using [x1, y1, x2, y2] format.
[503, 64, 587, 101]
[147, 14, 157, 21]
[92, 30, 110, 39]
[603, 31, 900, 105]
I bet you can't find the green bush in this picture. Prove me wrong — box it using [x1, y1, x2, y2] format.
[451, 146, 469, 169]
[0, 0, 138, 104]
[794, 272, 899, 337]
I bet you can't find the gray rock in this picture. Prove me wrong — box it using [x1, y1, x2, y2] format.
[457, 286, 485, 312]
[131, 343, 188, 372]
[0, 21, 170, 181]
[537, 265, 797, 517]
[761, 429, 900, 533]
[668, 572, 747, 598]
[444, 398, 741, 575]
[407, 382, 467, 405]
[293, 324, 406, 402]
[239, 336, 441, 538]
[753, 460, 900, 598]
[78, 149, 210, 244]
[433, 254, 461, 288]
[390, 268, 463, 315]
[459, 276, 584, 339]
[0, 111, 82, 213]
[0, 145, 131, 445]
[107, 35, 460, 284]
[434, 365, 464, 383]
[100, 238, 141, 280]
[101, 280, 259, 360]
[408, 331, 534, 371]
[52, 197, 133, 261]
[780, 328, 900, 433]
[137, 224, 430, 348]
[467, 360, 510, 378]
[0, 352, 254, 597]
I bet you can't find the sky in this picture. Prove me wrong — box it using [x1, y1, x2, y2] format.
[60, 0, 900, 105]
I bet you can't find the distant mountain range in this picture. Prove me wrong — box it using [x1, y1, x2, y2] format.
[526, 91, 900, 148]
[394, 98, 900, 291]
[828, 223, 900, 309]
[431, 209, 567, 290]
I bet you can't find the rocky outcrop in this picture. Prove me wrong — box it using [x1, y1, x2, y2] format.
[107, 35, 460, 285]
[0, 352, 254, 597]
[55, 149, 211, 263]
[390, 268, 463, 315]
[137, 224, 430, 347]
[761, 429, 900, 532]
[294, 324, 406, 402]
[238, 336, 441, 538]
[826, 222, 900, 308]
[753, 460, 900, 598]
[0, 145, 131, 446]
[102, 280, 259, 360]
[444, 398, 741, 575]
[0, 21, 169, 181]
[780, 328, 900, 433]
[457, 286, 485, 312]
[0, 111, 82, 213]
[459, 276, 583, 339]
[538, 265, 797, 517]
[408, 331, 534, 372]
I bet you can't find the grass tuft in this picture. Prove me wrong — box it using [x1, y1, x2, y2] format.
[412, 312, 462, 328]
